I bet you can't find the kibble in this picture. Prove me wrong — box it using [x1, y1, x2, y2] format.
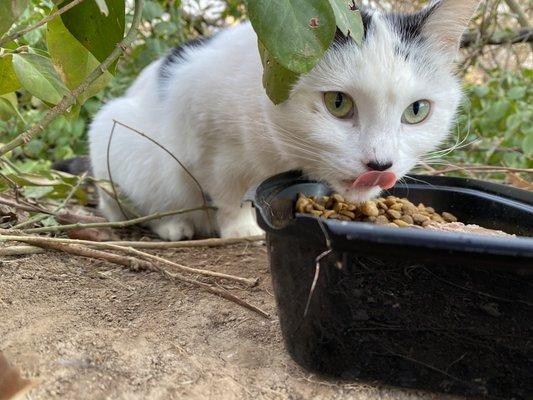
[295, 193, 460, 229]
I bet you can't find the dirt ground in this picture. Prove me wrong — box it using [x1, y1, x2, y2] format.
[0, 241, 464, 400]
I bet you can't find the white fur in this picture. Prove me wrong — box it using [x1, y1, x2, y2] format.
[88, 2, 475, 240]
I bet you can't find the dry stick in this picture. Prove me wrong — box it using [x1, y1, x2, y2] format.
[461, 28, 533, 46]
[110, 120, 215, 232]
[105, 121, 130, 219]
[0, 233, 258, 287]
[0, 235, 267, 317]
[0, 196, 53, 215]
[13, 172, 88, 229]
[0, 0, 86, 47]
[22, 206, 213, 234]
[0, 0, 144, 156]
[427, 165, 533, 176]
[0, 235, 265, 257]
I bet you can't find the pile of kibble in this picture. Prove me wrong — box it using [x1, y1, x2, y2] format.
[296, 193, 459, 228]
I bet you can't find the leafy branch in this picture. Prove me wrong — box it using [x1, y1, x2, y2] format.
[246, 0, 364, 104]
[0, 0, 144, 157]
[0, 0, 86, 48]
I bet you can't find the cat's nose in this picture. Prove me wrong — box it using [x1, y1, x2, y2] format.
[366, 161, 393, 171]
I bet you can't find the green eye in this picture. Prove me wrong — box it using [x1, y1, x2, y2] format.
[324, 92, 354, 119]
[402, 100, 431, 124]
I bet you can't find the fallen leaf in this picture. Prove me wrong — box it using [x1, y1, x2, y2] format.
[0, 352, 35, 400]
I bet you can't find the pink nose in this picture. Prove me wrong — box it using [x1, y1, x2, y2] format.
[366, 161, 393, 171]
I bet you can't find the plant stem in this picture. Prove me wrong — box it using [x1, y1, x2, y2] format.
[0, 0, 145, 156]
[22, 206, 214, 234]
[0, 0, 86, 47]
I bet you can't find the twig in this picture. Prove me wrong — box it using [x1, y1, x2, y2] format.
[461, 28, 533, 46]
[111, 120, 215, 232]
[0, 232, 258, 287]
[0, 234, 267, 317]
[0, 0, 145, 156]
[0, 0, 86, 47]
[13, 172, 88, 229]
[22, 206, 214, 234]
[106, 121, 130, 219]
[0, 235, 265, 256]
[0, 195, 53, 215]
[426, 165, 533, 176]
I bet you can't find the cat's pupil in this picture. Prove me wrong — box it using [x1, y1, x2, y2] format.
[335, 93, 343, 108]
[412, 101, 420, 115]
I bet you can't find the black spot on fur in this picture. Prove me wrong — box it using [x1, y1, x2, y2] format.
[384, 2, 440, 45]
[159, 37, 211, 81]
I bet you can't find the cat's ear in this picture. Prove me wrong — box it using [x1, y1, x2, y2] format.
[423, 0, 481, 54]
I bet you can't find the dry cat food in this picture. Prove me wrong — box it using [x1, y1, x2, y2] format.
[295, 193, 459, 228]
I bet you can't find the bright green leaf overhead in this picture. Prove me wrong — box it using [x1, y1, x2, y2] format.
[59, 0, 125, 72]
[47, 14, 112, 105]
[0, 55, 20, 95]
[12, 53, 68, 105]
[258, 41, 299, 105]
[328, 0, 364, 45]
[246, 0, 336, 74]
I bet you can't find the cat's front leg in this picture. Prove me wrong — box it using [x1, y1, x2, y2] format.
[217, 202, 264, 238]
[149, 216, 195, 241]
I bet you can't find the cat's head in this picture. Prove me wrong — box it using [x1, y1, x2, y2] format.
[268, 0, 480, 201]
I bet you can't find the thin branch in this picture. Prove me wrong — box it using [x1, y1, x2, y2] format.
[0, 195, 53, 215]
[0, 0, 145, 156]
[13, 172, 88, 229]
[0, 234, 268, 317]
[0, 0, 86, 47]
[426, 165, 533, 176]
[461, 28, 533, 47]
[111, 120, 215, 232]
[0, 235, 265, 256]
[0, 232, 259, 287]
[22, 206, 214, 234]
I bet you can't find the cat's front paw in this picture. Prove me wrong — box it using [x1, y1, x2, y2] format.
[220, 221, 264, 238]
[151, 219, 194, 241]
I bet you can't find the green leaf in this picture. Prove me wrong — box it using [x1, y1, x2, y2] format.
[11, 53, 68, 105]
[246, 0, 336, 74]
[153, 21, 178, 37]
[93, 0, 109, 16]
[143, 1, 165, 20]
[0, 55, 20, 95]
[523, 133, 533, 157]
[47, 14, 112, 105]
[59, 0, 125, 72]
[258, 41, 299, 104]
[507, 86, 526, 100]
[0, 1, 15, 36]
[328, 0, 364, 45]
[0, 93, 25, 122]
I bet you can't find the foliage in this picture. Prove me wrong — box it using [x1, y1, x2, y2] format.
[247, 0, 363, 104]
[449, 68, 532, 170]
[0, 0, 530, 206]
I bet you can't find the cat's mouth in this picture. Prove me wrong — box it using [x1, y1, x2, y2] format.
[341, 171, 397, 190]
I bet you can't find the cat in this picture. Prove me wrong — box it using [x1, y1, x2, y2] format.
[87, 0, 480, 240]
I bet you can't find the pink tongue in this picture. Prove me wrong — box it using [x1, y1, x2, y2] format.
[352, 171, 397, 190]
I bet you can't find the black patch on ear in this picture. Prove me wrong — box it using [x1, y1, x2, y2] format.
[384, 2, 440, 45]
[333, 8, 373, 45]
[159, 37, 211, 81]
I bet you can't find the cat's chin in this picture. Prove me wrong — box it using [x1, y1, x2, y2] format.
[328, 181, 383, 203]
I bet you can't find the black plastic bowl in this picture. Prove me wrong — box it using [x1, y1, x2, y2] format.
[246, 171, 533, 399]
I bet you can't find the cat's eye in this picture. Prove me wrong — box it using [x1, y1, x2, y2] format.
[402, 100, 431, 124]
[324, 92, 354, 119]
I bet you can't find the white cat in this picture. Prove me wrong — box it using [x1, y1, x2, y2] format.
[88, 0, 480, 240]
